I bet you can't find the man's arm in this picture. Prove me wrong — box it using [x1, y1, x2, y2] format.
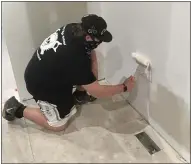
[76, 50, 98, 91]
[91, 50, 98, 79]
[82, 81, 124, 98]
[82, 76, 135, 98]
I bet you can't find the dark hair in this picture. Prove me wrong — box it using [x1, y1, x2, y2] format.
[71, 23, 86, 37]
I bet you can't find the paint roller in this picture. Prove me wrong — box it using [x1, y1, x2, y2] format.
[131, 52, 152, 122]
[131, 52, 152, 82]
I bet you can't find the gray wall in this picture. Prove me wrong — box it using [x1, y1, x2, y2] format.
[87, 2, 190, 161]
[2, 2, 87, 100]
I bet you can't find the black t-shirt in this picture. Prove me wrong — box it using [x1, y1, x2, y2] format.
[24, 23, 96, 95]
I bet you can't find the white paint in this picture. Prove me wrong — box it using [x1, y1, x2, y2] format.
[165, 2, 190, 105]
[49, 10, 58, 23]
[88, 2, 190, 104]
[87, 2, 190, 161]
[87, 2, 102, 16]
[86, 2, 106, 80]
[131, 52, 151, 81]
[131, 52, 151, 68]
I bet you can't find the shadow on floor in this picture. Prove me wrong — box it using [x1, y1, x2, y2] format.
[5, 98, 148, 136]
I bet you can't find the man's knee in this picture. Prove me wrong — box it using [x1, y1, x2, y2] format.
[45, 123, 67, 132]
[52, 126, 66, 132]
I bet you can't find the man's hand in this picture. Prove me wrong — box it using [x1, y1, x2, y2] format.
[82, 76, 135, 99]
[123, 76, 136, 92]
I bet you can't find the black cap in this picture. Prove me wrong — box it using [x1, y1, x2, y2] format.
[81, 14, 112, 42]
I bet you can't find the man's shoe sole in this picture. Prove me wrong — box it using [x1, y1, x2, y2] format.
[2, 107, 15, 121]
[2, 96, 17, 121]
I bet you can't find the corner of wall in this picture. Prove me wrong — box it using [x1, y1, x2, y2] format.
[149, 117, 190, 163]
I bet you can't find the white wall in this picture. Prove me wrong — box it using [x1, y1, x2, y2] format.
[2, 2, 36, 100]
[87, 2, 190, 161]
[2, 2, 88, 100]
[2, 34, 19, 103]
[87, 2, 106, 80]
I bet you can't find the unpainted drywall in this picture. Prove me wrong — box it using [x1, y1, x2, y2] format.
[87, 2, 190, 161]
[2, 2, 87, 100]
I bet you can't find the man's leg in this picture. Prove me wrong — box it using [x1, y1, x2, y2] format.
[2, 96, 76, 132]
[23, 107, 67, 132]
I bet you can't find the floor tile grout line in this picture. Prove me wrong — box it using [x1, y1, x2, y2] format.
[23, 118, 35, 163]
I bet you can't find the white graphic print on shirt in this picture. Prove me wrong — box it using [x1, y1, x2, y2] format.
[61, 26, 66, 46]
[37, 29, 62, 60]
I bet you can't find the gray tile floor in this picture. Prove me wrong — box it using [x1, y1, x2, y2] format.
[2, 98, 183, 163]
